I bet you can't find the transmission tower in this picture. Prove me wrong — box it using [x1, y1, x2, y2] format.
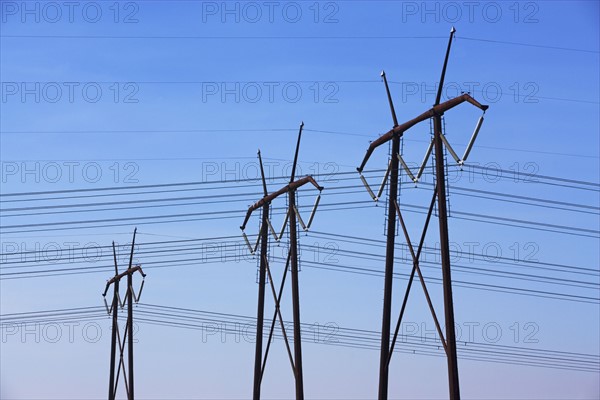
[240, 123, 323, 400]
[102, 228, 147, 400]
[356, 27, 488, 400]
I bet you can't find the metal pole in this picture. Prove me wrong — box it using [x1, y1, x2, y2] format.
[253, 204, 269, 400]
[290, 123, 304, 182]
[127, 272, 134, 400]
[108, 279, 119, 400]
[433, 114, 460, 400]
[378, 131, 400, 400]
[436, 27, 456, 106]
[242, 124, 319, 399]
[289, 188, 304, 400]
[433, 26, 460, 400]
[109, 241, 120, 400]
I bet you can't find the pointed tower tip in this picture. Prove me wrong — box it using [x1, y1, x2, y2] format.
[300, 121, 304, 127]
[380, 70, 386, 77]
[451, 26, 456, 33]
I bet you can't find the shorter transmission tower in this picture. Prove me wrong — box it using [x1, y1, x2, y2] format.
[240, 122, 323, 400]
[102, 228, 146, 400]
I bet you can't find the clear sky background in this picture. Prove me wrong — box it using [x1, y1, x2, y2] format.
[1, 0, 599, 399]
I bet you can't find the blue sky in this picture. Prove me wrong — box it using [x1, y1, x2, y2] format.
[1, 1, 599, 399]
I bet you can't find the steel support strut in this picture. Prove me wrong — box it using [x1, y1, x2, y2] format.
[260, 250, 292, 381]
[289, 123, 305, 400]
[434, 26, 461, 400]
[108, 243, 119, 400]
[378, 131, 400, 400]
[127, 229, 137, 400]
[377, 70, 401, 400]
[108, 280, 119, 400]
[289, 188, 304, 400]
[434, 114, 460, 399]
[253, 207, 269, 399]
[127, 272, 134, 400]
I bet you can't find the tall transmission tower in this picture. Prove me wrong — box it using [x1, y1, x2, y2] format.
[102, 228, 147, 400]
[356, 27, 488, 400]
[240, 123, 323, 400]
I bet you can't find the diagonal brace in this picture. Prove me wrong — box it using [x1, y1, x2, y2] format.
[387, 188, 447, 366]
[260, 250, 294, 381]
[394, 199, 447, 352]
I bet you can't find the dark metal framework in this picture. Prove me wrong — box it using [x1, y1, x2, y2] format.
[356, 27, 488, 400]
[240, 123, 323, 400]
[102, 228, 146, 400]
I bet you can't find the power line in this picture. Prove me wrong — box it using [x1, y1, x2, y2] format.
[2, 196, 597, 238]
[2, 303, 597, 373]
[5, 231, 596, 288]
[2, 82, 595, 105]
[3, 180, 597, 217]
[307, 231, 599, 276]
[0, 34, 448, 40]
[456, 35, 599, 54]
[2, 239, 597, 304]
[3, 33, 596, 54]
[2, 165, 597, 201]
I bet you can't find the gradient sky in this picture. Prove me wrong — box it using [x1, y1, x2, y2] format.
[1, 1, 599, 399]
